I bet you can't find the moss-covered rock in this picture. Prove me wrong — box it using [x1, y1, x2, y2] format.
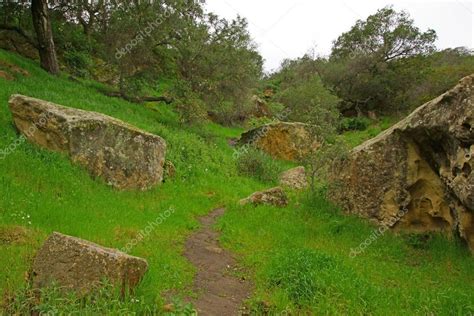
[9, 94, 166, 190]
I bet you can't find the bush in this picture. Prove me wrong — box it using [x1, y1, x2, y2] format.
[174, 97, 208, 125]
[63, 50, 93, 78]
[246, 116, 274, 129]
[338, 117, 371, 132]
[236, 148, 283, 183]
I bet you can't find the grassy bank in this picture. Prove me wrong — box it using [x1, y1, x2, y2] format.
[0, 50, 473, 315]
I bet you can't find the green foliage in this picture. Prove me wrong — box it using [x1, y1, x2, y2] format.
[319, 6, 474, 116]
[338, 117, 371, 132]
[305, 139, 349, 191]
[402, 233, 433, 250]
[63, 50, 93, 78]
[331, 6, 437, 60]
[1, 0, 262, 123]
[1, 49, 474, 316]
[267, 56, 340, 130]
[246, 116, 274, 129]
[236, 148, 283, 184]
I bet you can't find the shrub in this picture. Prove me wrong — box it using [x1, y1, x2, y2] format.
[246, 116, 274, 129]
[236, 148, 283, 183]
[338, 117, 371, 132]
[63, 50, 93, 78]
[403, 233, 433, 250]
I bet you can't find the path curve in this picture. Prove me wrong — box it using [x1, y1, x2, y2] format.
[184, 208, 252, 315]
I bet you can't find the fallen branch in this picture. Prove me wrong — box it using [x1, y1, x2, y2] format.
[103, 91, 174, 104]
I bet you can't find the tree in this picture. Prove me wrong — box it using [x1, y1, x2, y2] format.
[31, 0, 60, 75]
[325, 6, 437, 115]
[332, 6, 436, 61]
[266, 55, 339, 127]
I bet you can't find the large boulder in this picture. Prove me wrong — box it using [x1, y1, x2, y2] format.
[280, 166, 309, 190]
[330, 75, 474, 251]
[239, 122, 319, 161]
[239, 187, 288, 207]
[32, 232, 148, 295]
[8, 95, 166, 190]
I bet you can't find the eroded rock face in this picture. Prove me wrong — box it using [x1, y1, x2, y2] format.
[239, 187, 288, 207]
[239, 122, 319, 161]
[280, 166, 308, 190]
[8, 95, 166, 190]
[330, 75, 474, 251]
[32, 232, 148, 295]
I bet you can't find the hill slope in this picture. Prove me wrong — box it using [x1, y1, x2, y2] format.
[0, 50, 473, 315]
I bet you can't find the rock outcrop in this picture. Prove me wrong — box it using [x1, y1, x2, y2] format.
[31, 232, 148, 295]
[280, 166, 308, 190]
[330, 75, 474, 251]
[239, 122, 319, 161]
[239, 187, 288, 207]
[8, 95, 167, 190]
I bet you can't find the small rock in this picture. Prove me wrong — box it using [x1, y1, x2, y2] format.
[239, 187, 288, 207]
[205, 246, 223, 254]
[31, 232, 148, 295]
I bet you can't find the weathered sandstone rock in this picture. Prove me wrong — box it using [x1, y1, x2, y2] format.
[31, 232, 148, 295]
[280, 166, 308, 190]
[8, 95, 166, 190]
[239, 187, 288, 207]
[239, 122, 319, 161]
[330, 75, 474, 251]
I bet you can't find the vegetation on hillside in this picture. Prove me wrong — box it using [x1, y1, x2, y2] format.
[0, 1, 473, 314]
[0, 49, 473, 315]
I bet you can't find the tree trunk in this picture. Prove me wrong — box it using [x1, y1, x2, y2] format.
[31, 0, 59, 75]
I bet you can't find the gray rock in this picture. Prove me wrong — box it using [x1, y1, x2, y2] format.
[330, 74, 474, 251]
[239, 187, 288, 207]
[9, 95, 166, 190]
[31, 232, 148, 295]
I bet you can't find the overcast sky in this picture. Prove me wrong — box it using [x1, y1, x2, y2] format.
[205, 0, 474, 72]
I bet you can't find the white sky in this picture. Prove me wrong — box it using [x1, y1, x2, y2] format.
[205, 0, 474, 72]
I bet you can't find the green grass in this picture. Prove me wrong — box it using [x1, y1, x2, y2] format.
[0, 49, 473, 315]
[0, 49, 269, 312]
[340, 117, 397, 147]
[219, 193, 474, 314]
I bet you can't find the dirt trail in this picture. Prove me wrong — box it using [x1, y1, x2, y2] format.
[184, 208, 252, 315]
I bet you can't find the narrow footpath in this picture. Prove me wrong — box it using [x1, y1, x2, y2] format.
[184, 208, 252, 315]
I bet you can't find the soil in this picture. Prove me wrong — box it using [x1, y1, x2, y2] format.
[184, 208, 252, 315]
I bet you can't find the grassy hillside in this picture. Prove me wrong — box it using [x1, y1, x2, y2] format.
[0, 49, 473, 315]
